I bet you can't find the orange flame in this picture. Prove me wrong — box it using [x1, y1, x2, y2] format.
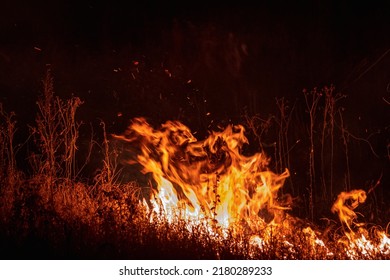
[115, 117, 289, 230]
[331, 189, 366, 231]
[331, 189, 390, 258]
[114, 118, 390, 258]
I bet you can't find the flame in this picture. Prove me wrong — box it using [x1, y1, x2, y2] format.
[114, 118, 389, 259]
[302, 227, 334, 257]
[341, 228, 390, 259]
[115, 117, 289, 230]
[331, 189, 390, 258]
[331, 189, 367, 231]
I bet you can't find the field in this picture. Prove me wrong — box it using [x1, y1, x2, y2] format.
[1, 70, 389, 260]
[1, 2, 390, 260]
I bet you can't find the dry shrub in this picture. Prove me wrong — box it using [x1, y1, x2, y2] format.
[53, 182, 98, 226]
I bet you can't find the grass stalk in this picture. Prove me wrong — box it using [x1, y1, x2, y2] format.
[303, 88, 321, 221]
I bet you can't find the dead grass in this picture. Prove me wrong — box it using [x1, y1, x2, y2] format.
[0, 172, 389, 259]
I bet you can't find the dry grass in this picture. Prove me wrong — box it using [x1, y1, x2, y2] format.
[1, 177, 388, 259]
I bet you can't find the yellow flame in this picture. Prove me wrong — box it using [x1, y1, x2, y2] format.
[331, 189, 390, 257]
[331, 189, 366, 231]
[114, 118, 389, 258]
[115, 117, 289, 230]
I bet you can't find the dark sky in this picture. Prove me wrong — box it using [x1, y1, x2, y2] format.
[1, 1, 389, 52]
[1, 1, 389, 127]
[2, 1, 389, 46]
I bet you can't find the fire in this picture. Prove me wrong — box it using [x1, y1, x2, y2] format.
[114, 118, 389, 259]
[115, 117, 289, 230]
[331, 189, 390, 258]
[331, 189, 367, 231]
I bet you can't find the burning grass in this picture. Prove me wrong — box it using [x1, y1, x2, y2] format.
[0, 71, 389, 259]
[1, 177, 389, 259]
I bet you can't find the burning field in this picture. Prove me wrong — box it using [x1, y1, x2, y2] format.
[111, 117, 390, 259]
[1, 2, 390, 261]
[0, 73, 389, 259]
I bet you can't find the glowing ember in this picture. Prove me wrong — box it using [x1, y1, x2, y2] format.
[302, 227, 333, 257]
[343, 229, 390, 259]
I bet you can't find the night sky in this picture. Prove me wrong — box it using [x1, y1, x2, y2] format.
[1, 1, 389, 153]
